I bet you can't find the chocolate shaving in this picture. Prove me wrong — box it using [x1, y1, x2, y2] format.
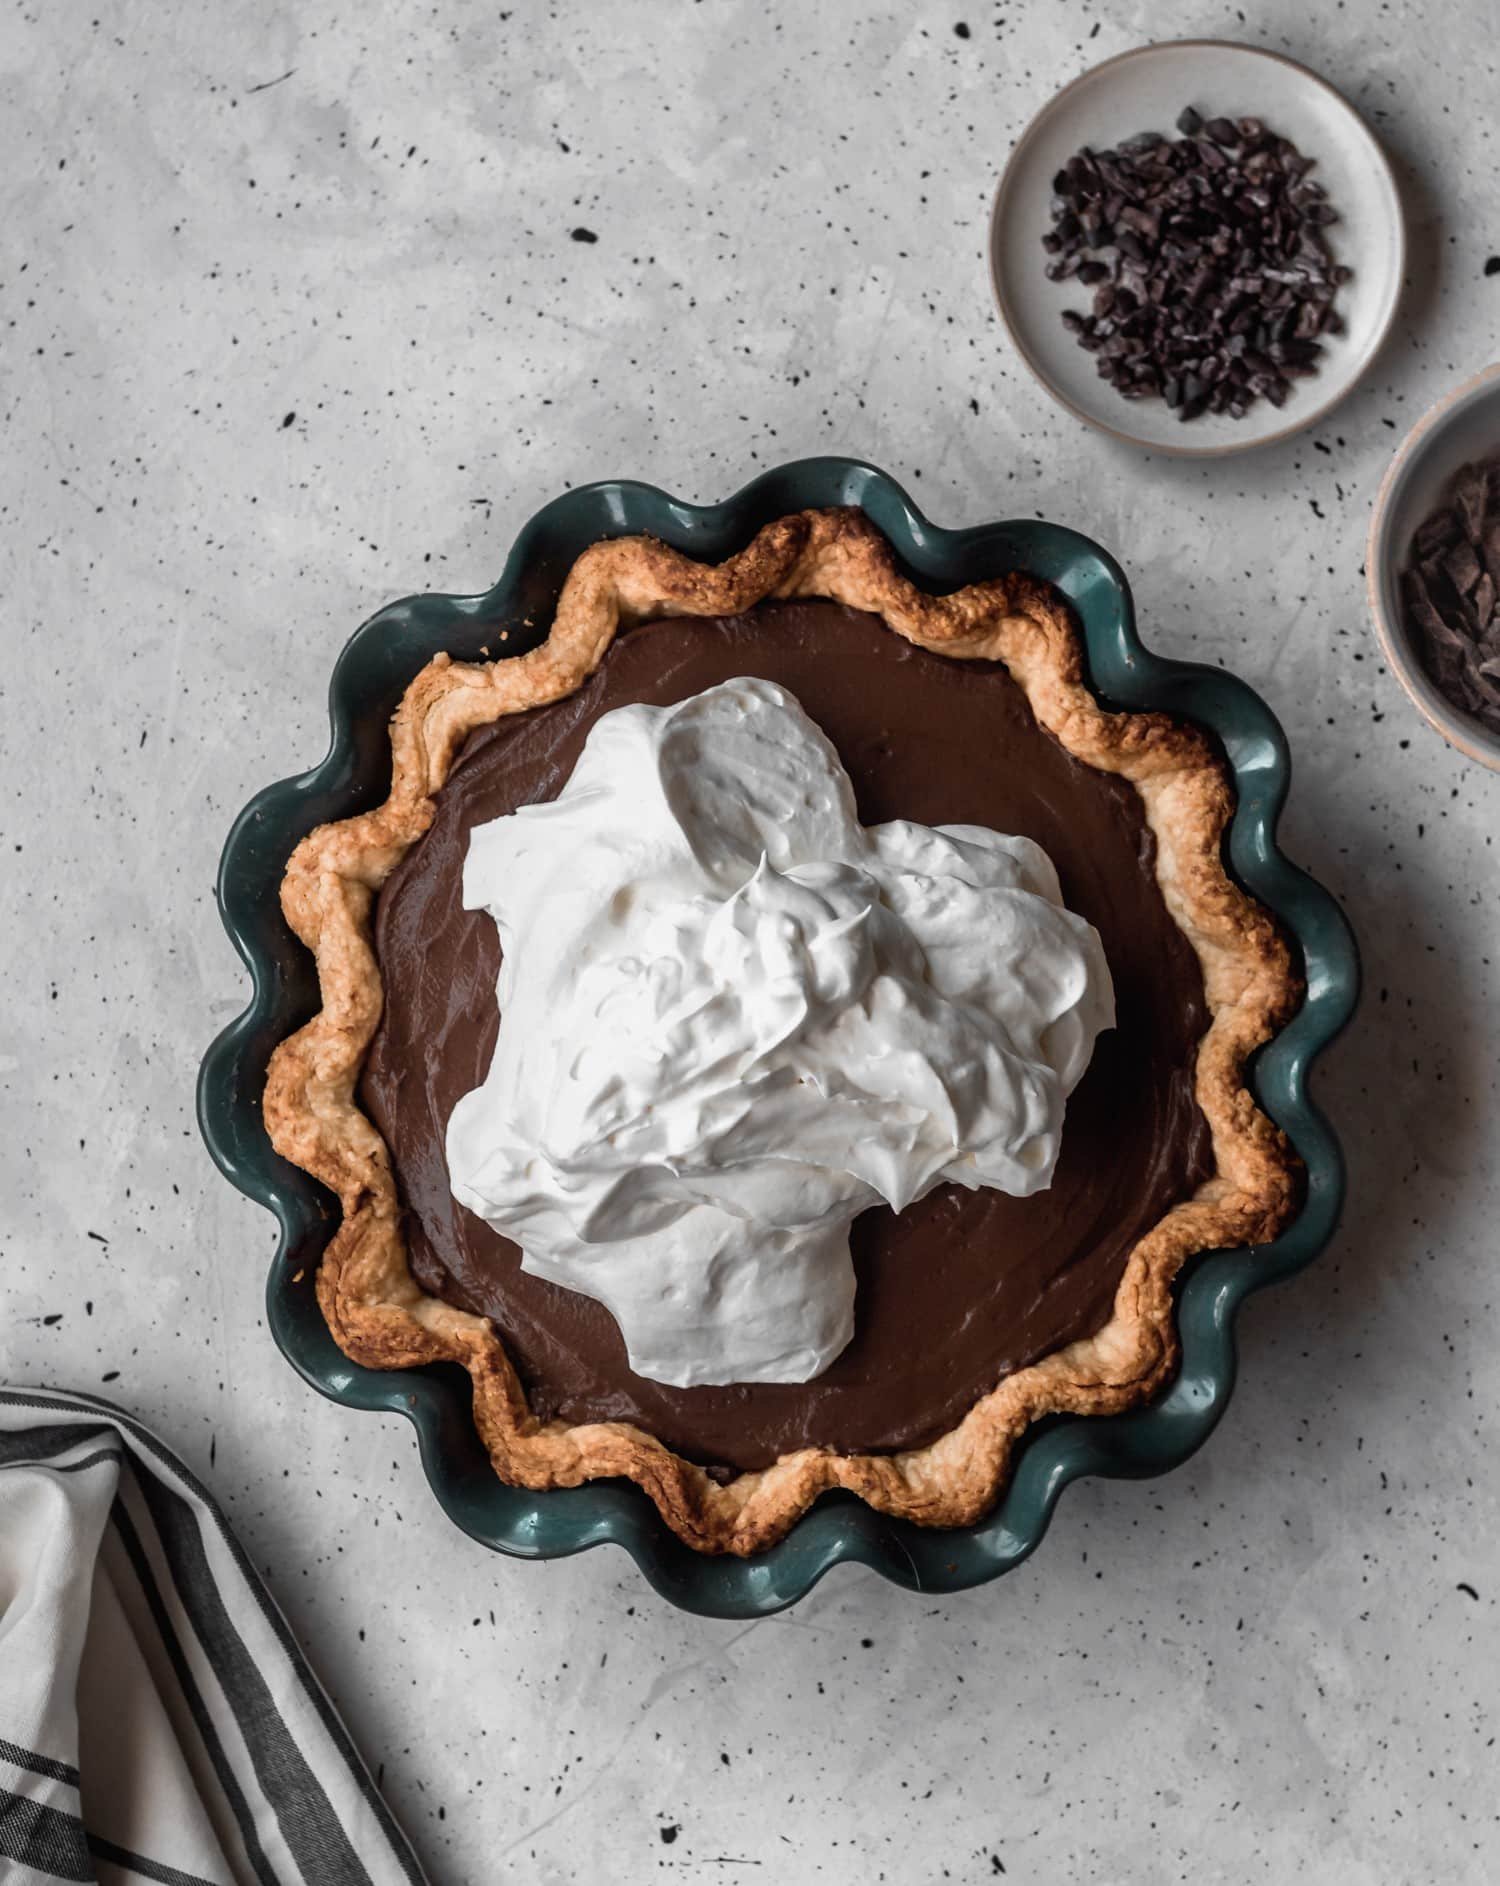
[1403, 453, 1500, 736]
[1415, 508, 1462, 558]
[1404, 569, 1458, 647]
[1456, 469, 1489, 545]
[1481, 519, 1500, 592]
[1043, 108, 1348, 422]
[1444, 538, 1483, 596]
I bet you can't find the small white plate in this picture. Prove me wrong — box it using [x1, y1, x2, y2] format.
[989, 39, 1405, 457]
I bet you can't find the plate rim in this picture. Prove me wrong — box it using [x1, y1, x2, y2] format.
[987, 36, 1408, 460]
[197, 455, 1360, 1616]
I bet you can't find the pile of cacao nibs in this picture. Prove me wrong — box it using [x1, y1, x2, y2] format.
[1043, 107, 1350, 422]
[1402, 459, 1500, 734]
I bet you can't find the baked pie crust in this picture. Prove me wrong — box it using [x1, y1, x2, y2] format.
[264, 508, 1300, 1555]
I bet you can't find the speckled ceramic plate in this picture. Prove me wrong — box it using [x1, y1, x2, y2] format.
[989, 40, 1405, 457]
[197, 457, 1358, 1617]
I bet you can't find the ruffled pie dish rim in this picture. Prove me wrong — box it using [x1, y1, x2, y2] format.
[197, 457, 1359, 1616]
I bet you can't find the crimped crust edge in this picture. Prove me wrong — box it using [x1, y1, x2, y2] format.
[263, 508, 1301, 1555]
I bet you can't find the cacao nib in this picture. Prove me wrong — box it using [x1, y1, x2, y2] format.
[1041, 106, 1349, 424]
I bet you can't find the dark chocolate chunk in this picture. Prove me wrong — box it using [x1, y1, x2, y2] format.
[1404, 456, 1500, 734]
[1445, 539, 1483, 597]
[1415, 508, 1462, 557]
[1473, 572, 1495, 633]
[1456, 469, 1489, 545]
[1481, 520, 1500, 592]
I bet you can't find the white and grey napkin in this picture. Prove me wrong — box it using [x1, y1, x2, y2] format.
[0, 1387, 427, 1886]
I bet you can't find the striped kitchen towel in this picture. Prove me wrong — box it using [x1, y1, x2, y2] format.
[0, 1387, 427, 1886]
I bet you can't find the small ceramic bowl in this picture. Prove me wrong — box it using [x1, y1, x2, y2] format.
[198, 458, 1358, 1617]
[1367, 363, 1500, 772]
[989, 39, 1405, 457]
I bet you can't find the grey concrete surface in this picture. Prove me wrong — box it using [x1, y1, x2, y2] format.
[2, 2, 1497, 1880]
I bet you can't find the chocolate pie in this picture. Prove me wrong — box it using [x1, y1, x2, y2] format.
[265, 509, 1300, 1554]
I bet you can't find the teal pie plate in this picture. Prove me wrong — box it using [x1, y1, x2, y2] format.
[198, 456, 1358, 1617]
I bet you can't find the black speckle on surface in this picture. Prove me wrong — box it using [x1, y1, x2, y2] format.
[659, 1824, 680, 1845]
[100, 1371, 119, 1384]
[1485, 256, 1500, 276]
[281, 411, 295, 428]
[860, 1637, 874, 1648]
[85, 1230, 108, 1245]
[570, 226, 598, 243]
[953, 20, 971, 36]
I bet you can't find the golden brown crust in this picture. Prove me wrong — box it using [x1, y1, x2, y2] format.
[264, 508, 1301, 1554]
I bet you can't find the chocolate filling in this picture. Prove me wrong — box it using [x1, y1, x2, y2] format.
[361, 601, 1213, 1472]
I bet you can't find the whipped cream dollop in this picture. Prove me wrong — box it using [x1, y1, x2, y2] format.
[446, 678, 1114, 1389]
